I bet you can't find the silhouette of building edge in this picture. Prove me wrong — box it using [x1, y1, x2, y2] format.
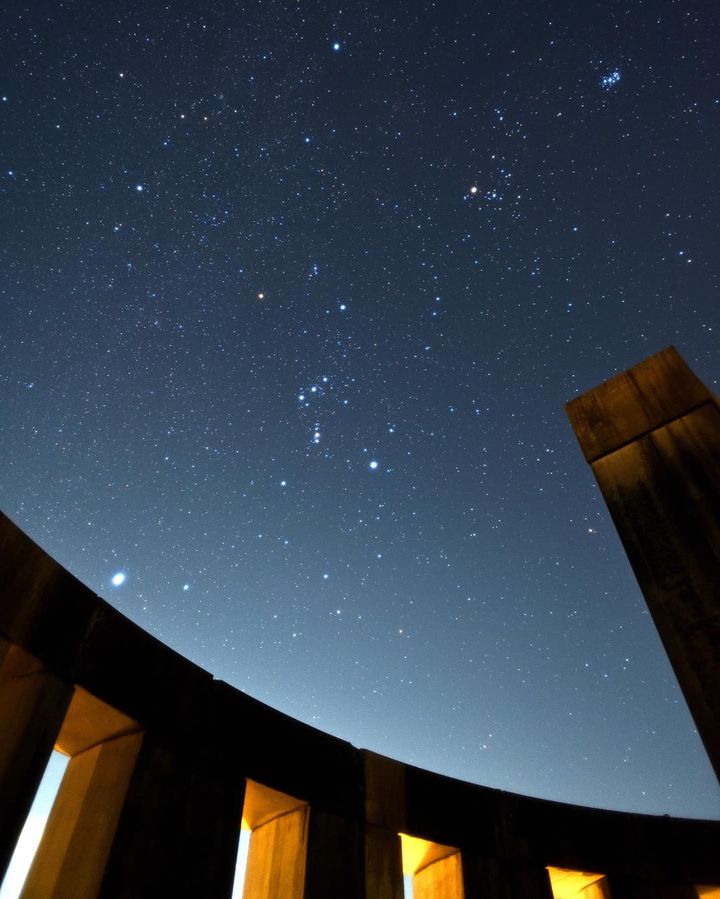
[0, 346, 718, 899]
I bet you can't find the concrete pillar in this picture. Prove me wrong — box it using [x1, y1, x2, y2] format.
[18, 680, 244, 899]
[364, 751, 406, 899]
[366, 825, 404, 899]
[304, 808, 364, 899]
[566, 347, 720, 781]
[243, 805, 309, 899]
[97, 734, 246, 899]
[20, 731, 143, 899]
[414, 850, 465, 899]
[0, 640, 73, 881]
[606, 876, 698, 899]
[462, 856, 554, 899]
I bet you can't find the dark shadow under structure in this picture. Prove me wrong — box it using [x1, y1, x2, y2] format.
[0, 347, 718, 899]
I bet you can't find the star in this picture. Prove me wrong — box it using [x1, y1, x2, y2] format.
[111, 572, 126, 587]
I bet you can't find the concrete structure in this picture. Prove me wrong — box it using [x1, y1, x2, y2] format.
[1, 347, 719, 898]
[566, 347, 720, 782]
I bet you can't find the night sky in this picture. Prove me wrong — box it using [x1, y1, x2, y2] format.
[2, 1, 719, 819]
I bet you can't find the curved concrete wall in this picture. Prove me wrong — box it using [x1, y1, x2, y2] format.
[1, 509, 718, 899]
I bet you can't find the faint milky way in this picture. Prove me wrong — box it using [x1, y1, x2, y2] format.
[1, 1, 719, 819]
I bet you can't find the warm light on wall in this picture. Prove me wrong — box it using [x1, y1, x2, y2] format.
[399, 833, 464, 899]
[547, 866, 608, 899]
[398, 833, 455, 876]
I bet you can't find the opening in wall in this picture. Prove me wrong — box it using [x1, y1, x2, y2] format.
[0, 752, 68, 899]
[547, 866, 609, 899]
[399, 832, 464, 899]
[697, 888, 720, 899]
[233, 778, 309, 899]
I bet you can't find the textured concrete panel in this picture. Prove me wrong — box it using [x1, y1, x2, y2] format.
[243, 805, 308, 899]
[414, 851, 465, 899]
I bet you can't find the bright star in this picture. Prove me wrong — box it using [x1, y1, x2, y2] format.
[369, 460, 379, 470]
[182, 583, 190, 591]
[332, 42, 341, 52]
[111, 572, 126, 587]
[135, 184, 144, 192]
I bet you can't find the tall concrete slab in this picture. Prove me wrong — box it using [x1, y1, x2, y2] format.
[364, 751, 406, 899]
[461, 857, 555, 899]
[365, 825, 404, 899]
[97, 733, 246, 899]
[566, 347, 720, 781]
[304, 808, 364, 899]
[605, 876, 699, 899]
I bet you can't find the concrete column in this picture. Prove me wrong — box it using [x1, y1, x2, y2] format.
[304, 808, 364, 899]
[243, 805, 309, 899]
[98, 734, 246, 899]
[20, 701, 244, 899]
[462, 856, 554, 899]
[364, 751, 406, 899]
[606, 876, 698, 899]
[566, 347, 720, 781]
[365, 825, 404, 899]
[0, 640, 73, 881]
[414, 850, 465, 899]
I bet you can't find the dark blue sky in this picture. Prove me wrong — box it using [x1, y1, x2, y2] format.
[2, 0, 719, 818]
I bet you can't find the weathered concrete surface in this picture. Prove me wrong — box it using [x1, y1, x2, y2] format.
[566, 347, 720, 782]
[97, 733, 246, 899]
[365, 824, 404, 899]
[243, 804, 309, 899]
[414, 850, 464, 899]
[304, 808, 364, 899]
[605, 875, 699, 899]
[461, 856, 555, 899]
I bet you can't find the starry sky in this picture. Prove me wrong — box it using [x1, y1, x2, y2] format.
[2, 1, 719, 819]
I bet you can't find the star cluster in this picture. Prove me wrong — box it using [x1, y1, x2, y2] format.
[1, 1, 719, 817]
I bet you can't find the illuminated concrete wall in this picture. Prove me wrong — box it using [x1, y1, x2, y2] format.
[566, 347, 720, 782]
[1, 348, 719, 897]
